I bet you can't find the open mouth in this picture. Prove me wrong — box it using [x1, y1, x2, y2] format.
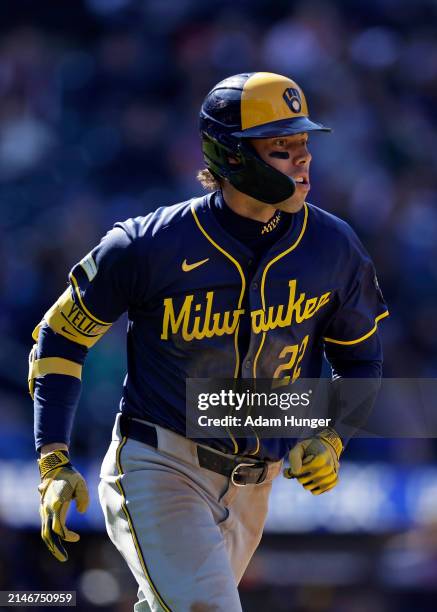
[293, 176, 309, 186]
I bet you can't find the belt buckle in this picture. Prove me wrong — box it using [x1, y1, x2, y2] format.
[231, 462, 257, 487]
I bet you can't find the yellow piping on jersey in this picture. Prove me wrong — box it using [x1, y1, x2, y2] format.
[115, 437, 173, 612]
[323, 310, 389, 345]
[252, 203, 309, 379]
[191, 204, 246, 455]
[191, 205, 246, 377]
[248, 203, 309, 457]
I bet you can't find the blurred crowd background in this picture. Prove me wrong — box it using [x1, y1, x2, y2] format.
[1, 0, 437, 610]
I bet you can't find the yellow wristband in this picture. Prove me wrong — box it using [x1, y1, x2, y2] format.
[317, 428, 343, 459]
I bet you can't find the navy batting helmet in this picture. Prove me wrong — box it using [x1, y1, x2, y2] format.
[199, 72, 331, 205]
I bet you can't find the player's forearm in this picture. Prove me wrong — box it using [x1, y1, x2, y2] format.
[330, 358, 382, 379]
[327, 359, 382, 444]
[32, 322, 88, 452]
[34, 375, 82, 452]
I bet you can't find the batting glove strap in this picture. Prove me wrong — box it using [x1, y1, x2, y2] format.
[317, 428, 343, 460]
[38, 450, 71, 480]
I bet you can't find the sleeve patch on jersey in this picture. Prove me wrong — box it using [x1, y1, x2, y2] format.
[44, 287, 112, 348]
[79, 253, 98, 281]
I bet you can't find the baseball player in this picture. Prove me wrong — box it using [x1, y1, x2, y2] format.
[30, 72, 388, 611]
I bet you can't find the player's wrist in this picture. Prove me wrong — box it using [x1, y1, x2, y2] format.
[40, 442, 69, 457]
[316, 427, 343, 459]
[38, 448, 72, 480]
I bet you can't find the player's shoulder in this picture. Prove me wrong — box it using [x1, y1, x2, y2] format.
[306, 202, 367, 258]
[88, 196, 207, 273]
[306, 202, 356, 238]
[115, 195, 206, 242]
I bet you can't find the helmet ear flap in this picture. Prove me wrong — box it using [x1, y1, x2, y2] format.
[229, 141, 296, 204]
[201, 132, 242, 180]
[201, 133, 295, 205]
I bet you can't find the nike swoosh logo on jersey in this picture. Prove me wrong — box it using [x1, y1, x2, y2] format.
[182, 257, 209, 272]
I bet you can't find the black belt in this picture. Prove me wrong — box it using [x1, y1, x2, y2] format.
[119, 415, 268, 486]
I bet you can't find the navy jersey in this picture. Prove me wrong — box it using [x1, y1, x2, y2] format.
[32, 193, 388, 460]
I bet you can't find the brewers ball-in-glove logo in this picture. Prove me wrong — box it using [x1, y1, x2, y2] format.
[283, 87, 302, 113]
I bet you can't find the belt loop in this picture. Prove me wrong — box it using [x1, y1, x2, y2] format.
[256, 463, 269, 484]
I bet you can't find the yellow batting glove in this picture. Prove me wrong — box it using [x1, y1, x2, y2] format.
[38, 450, 89, 562]
[283, 428, 343, 495]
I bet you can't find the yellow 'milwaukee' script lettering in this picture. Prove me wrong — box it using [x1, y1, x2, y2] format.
[160, 281, 331, 341]
[251, 280, 331, 333]
[161, 291, 244, 341]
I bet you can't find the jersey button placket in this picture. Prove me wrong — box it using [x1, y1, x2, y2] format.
[244, 274, 261, 377]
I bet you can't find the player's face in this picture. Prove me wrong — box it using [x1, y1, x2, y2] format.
[250, 133, 312, 213]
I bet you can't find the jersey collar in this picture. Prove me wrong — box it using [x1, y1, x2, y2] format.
[191, 192, 308, 265]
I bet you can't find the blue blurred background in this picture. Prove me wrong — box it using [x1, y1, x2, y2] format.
[1, 0, 437, 609]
